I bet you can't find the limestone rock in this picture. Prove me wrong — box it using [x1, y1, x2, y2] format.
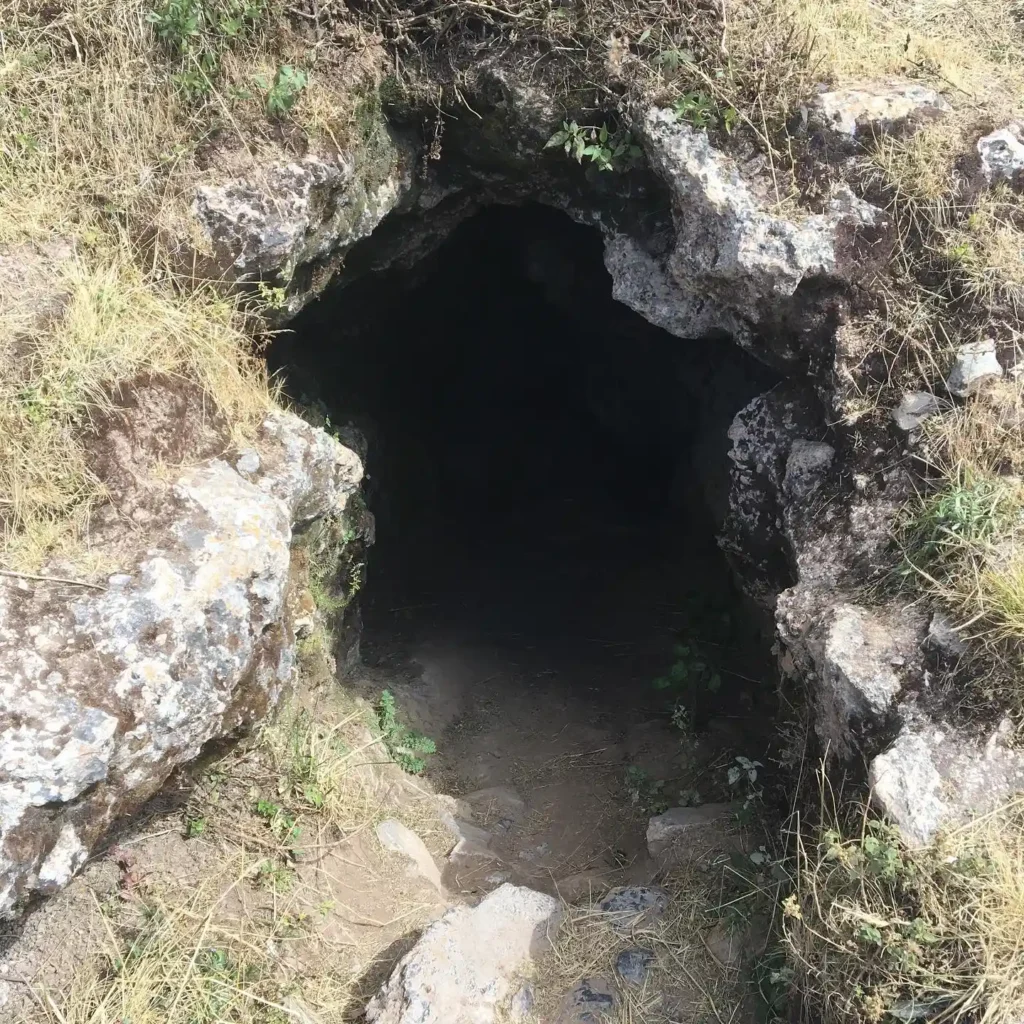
[597, 885, 669, 934]
[720, 386, 824, 603]
[870, 719, 1024, 845]
[192, 145, 410, 314]
[977, 126, 1024, 185]
[923, 611, 966, 660]
[892, 391, 944, 431]
[946, 339, 1002, 397]
[376, 819, 445, 895]
[462, 785, 526, 826]
[810, 81, 950, 139]
[809, 604, 904, 758]
[783, 440, 834, 501]
[554, 978, 616, 1024]
[365, 883, 560, 1024]
[639, 107, 882, 327]
[508, 983, 536, 1021]
[646, 804, 733, 863]
[0, 411, 362, 915]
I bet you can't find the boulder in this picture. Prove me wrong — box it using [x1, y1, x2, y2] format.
[192, 144, 411, 315]
[376, 819, 445, 896]
[0, 411, 362, 915]
[646, 804, 734, 863]
[807, 604, 905, 758]
[892, 391, 944, 432]
[625, 108, 882, 355]
[809, 81, 950, 140]
[365, 883, 560, 1024]
[977, 126, 1024, 186]
[946, 339, 1002, 397]
[870, 719, 1024, 845]
[783, 440, 834, 502]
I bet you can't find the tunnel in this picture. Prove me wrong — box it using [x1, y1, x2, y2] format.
[270, 203, 782, 883]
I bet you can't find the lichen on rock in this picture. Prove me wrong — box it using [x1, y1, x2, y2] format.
[0, 411, 362, 914]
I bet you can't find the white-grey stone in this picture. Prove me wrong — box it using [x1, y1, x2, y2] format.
[947, 339, 1003, 397]
[923, 611, 966, 659]
[365, 883, 560, 1024]
[507, 984, 536, 1022]
[783, 439, 834, 501]
[192, 147, 410, 314]
[614, 108, 883, 344]
[235, 448, 260, 475]
[0, 411, 362, 915]
[870, 719, 1024, 845]
[646, 804, 733, 861]
[376, 819, 445, 896]
[597, 885, 669, 934]
[810, 80, 950, 139]
[811, 604, 904, 758]
[892, 391, 944, 431]
[977, 126, 1024, 185]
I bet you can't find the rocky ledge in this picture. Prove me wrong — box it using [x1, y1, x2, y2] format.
[0, 411, 362, 914]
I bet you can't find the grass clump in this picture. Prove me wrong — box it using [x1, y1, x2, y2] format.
[785, 797, 1024, 1024]
[375, 690, 436, 775]
[0, 254, 274, 568]
[29, 870, 306, 1024]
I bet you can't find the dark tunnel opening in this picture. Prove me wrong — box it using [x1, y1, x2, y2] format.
[272, 203, 781, 738]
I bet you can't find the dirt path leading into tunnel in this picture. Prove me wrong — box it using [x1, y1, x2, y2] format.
[359, 559, 771, 905]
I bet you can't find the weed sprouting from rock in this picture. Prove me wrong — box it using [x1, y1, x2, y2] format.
[544, 120, 642, 172]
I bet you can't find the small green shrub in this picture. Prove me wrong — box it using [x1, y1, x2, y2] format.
[623, 764, 669, 815]
[260, 65, 308, 118]
[255, 798, 302, 846]
[672, 90, 738, 132]
[376, 690, 436, 774]
[545, 120, 642, 172]
[147, 0, 270, 97]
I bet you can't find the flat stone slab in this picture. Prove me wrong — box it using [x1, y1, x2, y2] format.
[365, 883, 560, 1024]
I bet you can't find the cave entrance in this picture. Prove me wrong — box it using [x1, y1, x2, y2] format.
[274, 203, 780, 889]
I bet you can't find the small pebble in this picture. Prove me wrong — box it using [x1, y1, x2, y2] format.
[615, 947, 655, 986]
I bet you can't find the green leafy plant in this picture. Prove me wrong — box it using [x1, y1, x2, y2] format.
[185, 816, 207, 838]
[545, 120, 642, 172]
[672, 90, 739, 133]
[728, 755, 764, 824]
[259, 65, 308, 118]
[376, 690, 437, 774]
[623, 765, 670, 815]
[256, 281, 288, 310]
[255, 798, 302, 846]
[657, 46, 695, 72]
[255, 858, 295, 892]
[654, 641, 723, 696]
[147, 0, 269, 97]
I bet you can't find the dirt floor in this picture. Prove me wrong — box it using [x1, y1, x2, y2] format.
[0, 500, 775, 1022]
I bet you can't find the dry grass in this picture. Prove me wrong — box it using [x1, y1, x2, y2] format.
[0, 0, 389, 568]
[786, 793, 1024, 1024]
[0, 250, 275, 569]
[23, 657, 450, 1023]
[530, 872, 744, 1024]
[24, 859, 319, 1024]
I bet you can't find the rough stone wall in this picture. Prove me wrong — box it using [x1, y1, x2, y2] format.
[0, 411, 363, 913]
